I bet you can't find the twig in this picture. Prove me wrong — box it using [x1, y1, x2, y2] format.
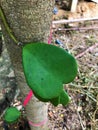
[69, 83, 97, 102]
[77, 111, 86, 130]
[53, 17, 98, 24]
[91, 0, 98, 3]
[55, 27, 98, 31]
[76, 43, 98, 58]
[72, 98, 86, 130]
[83, 90, 96, 102]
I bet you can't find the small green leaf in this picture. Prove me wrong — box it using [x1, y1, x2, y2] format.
[22, 43, 78, 105]
[4, 107, 21, 124]
[50, 90, 70, 106]
[59, 90, 70, 106]
[50, 96, 60, 106]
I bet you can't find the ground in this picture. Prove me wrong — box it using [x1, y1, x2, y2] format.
[0, 1, 98, 130]
[48, 27, 98, 130]
[47, 1, 98, 129]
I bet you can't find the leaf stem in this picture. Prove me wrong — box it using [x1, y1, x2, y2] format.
[0, 7, 19, 44]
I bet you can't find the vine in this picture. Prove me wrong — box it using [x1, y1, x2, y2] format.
[0, 7, 19, 45]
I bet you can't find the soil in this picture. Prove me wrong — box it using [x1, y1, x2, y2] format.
[48, 1, 98, 130]
[0, 1, 98, 130]
[48, 1, 98, 129]
[48, 28, 98, 130]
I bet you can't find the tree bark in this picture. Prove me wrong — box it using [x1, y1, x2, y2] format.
[0, 0, 54, 130]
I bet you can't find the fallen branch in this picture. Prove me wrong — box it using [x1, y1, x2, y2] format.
[76, 43, 98, 58]
[55, 27, 98, 31]
[91, 0, 98, 3]
[52, 17, 98, 24]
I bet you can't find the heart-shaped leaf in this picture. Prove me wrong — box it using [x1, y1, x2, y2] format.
[22, 43, 78, 105]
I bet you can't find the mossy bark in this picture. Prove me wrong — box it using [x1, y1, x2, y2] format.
[0, 0, 54, 130]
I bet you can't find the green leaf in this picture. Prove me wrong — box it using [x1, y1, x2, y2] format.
[22, 43, 78, 105]
[50, 90, 70, 106]
[4, 107, 21, 124]
[59, 90, 70, 106]
[50, 96, 60, 106]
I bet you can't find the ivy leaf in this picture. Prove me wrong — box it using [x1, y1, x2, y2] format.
[22, 43, 78, 105]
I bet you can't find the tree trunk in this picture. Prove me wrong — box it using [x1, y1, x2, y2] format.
[0, 0, 54, 130]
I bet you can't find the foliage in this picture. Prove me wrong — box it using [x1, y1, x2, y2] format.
[22, 43, 78, 106]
